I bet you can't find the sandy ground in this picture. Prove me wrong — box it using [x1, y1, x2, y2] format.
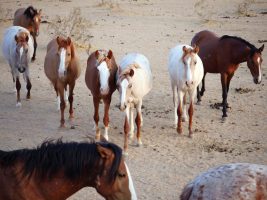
[0, 0, 267, 199]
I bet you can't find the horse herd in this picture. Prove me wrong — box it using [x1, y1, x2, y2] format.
[0, 5, 266, 200]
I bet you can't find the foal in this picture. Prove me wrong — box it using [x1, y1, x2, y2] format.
[85, 50, 118, 140]
[44, 36, 80, 127]
[13, 6, 42, 61]
[117, 53, 153, 154]
[2, 26, 34, 107]
[168, 45, 204, 137]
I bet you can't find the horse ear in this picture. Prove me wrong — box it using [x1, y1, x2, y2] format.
[193, 45, 199, 54]
[95, 50, 99, 59]
[259, 44, 264, 53]
[67, 37, 72, 45]
[107, 50, 113, 59]
[182, 46, 188, 53]
[97, 144, 112, 159]
[56, 36, 60, 45]
[129, 68, 134, 77]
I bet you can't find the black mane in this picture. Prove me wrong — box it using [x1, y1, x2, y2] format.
[0, 140, 122, 183]
[23, 6, 38, 19]
[220, 35, 259, 55]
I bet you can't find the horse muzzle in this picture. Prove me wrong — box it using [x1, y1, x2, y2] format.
[100, 87, 109, 95]
[120, 104, 127, 111]
[18, 67, 26, 73]
[253, 77, 261, 84]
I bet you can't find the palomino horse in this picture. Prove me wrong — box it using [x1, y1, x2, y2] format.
[117, 53, 152, 154]
[85, 50, 118, 140]
[168, 45, 204, 137]
[0, 140, 137, 200]
[2, 26, 34, 107]
[44, 36, 80, 127]
[191, 30, 264, 118]
[180, 163, 267, 200]
[13, 6, 42, 61]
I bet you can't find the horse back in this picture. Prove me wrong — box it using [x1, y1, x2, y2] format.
[13, 8, 27, 27]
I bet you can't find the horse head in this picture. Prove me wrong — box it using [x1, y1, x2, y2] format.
[95, 50, 113, 95]
[95, 143, 137, 200]
[182, 45, 200, 87]
[117, 65, 137, 111]
[24, 6, 42, 36]
[56, 36, 73, 78]
[247, 44, 264, 84]
[14, 31, 30, 73]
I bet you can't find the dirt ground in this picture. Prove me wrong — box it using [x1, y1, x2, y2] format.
[0, 0, 267, 199]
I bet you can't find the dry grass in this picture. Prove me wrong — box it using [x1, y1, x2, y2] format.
[48, 7, 92, 51]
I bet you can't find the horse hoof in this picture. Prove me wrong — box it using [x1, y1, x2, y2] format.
[137, 139, 142, 147]
[69, 114, 74, 119]
[196, 101, 201, 105]
[103, 133, 109, 141]
[221, 117, 227, 122]
[177, 128, 182, 134]
[182, 117, 188, 122]
[59, 124, 66, 128]
[31, 57, 36, 62]
[16, 102, 22, 107]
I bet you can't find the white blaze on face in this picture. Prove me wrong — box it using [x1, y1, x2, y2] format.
[124, 162, 137, 200]
[19, 47, 23, 60]
[185, 57, 192, 84]
[97, 61, 110, 95]
[257, 57, 262, 82]
[120, 79, 129, 110]
[58, 48, 66, 78]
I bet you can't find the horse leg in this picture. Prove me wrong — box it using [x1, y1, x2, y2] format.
[177, 91, 184, 134]
[68, 83, 75, 119]
[93, 96, 100, 139]
[15, 77, 21, 107]
[65, 85, 68, 106]
[58, 83, 66, 127]
[54, 84, 60, 111]
[123, 106, 130, 155]
[172, 84, 178, 127]
[136, 102, 142, 146]
[182, 93, 188, 122]
[199, 72, 206, 97]
[188, 90, 196, 138]
[103, 97, 111, 141]
[226, 73, 234, 109]
[221, 73, 228, 118]
[26, 77, 32, 99]
[129, 107, 134, 139]
[32, 35, 37, 61]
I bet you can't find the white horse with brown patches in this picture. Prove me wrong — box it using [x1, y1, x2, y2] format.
[2, 26, 34, 107]
[117, 53, 152, 154]
[168, 45, 204, 137]
[180, 163, 267, 200]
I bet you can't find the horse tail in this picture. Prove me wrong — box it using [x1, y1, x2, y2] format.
[180, 183, 193, 200]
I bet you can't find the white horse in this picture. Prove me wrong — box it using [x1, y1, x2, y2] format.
[181, 163, 267, 200]
[117, 53, 152, 154]
[2, 26, 34, 107]
[168, 45, 204, 137]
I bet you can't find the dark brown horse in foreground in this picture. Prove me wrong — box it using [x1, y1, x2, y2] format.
[180, 163, 267, 200]
[0, 140, 137, 200]
[191, 30, 264, 118]
[44, 36, 80, 127]
[13, 6, 42, 61]
[85, 50, 118, 140]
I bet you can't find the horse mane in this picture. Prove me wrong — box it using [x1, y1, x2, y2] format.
[0, 140, 122, 182]
[220, 35, 258, 55]
[23, 6, 38, 19]
[119, 63, 140, 76]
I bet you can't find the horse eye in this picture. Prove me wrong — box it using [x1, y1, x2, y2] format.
[194, 61, 197, 65]
[67, 53, 71, 56]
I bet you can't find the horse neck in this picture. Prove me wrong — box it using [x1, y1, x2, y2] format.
[226, 40, 251, 64]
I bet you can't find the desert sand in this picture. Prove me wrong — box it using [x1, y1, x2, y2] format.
[0, 0, 267, 199]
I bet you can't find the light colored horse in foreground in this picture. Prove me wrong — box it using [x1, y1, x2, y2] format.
[85, 50, 118, 140]
[117, 53, 152, 154]
[168, 45, 204, 137]
[180, 163, 267, 200]
[2, 26, 34, 107]
[13, 6, 42, 61]
[44, 36, 80, 127]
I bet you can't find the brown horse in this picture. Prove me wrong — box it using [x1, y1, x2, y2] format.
[44, 36, 80, 127]
[13, 6, 42, 61]
[85, 50, 118, 140]
[180, 163, 267, 200]
[191, 30, 264, 118]
[0, 140, 137, 200]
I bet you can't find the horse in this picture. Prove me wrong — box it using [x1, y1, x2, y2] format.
[180, 163, 267, 200]
[13, 6, 42, 61]
[44, 36, 80, 127]
[2, 26, 34, 107]
[168, 45, 204, 137]
[116, 53, 153, 154]
[191, 30, 264, 118]
[0, 140, 137, 200]
[85, 50, 118, 141]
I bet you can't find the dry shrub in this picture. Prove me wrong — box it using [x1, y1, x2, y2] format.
[48, 7, 92, 51]
[97, 0, 120, 10]
[237, 0, 256, 17]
